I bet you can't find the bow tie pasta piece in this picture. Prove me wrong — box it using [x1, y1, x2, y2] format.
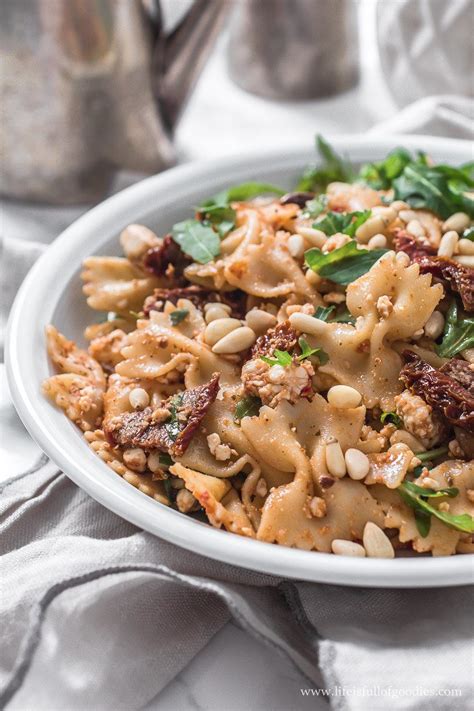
[81, 256, 162, 314]
[170, 462, 255, 537]
[224, 231, 313, 298]
[42, 326, 106, 431]
[257, 477, 384, 552]
[116, 310, 239, 385]
[300, 252, 443, 409]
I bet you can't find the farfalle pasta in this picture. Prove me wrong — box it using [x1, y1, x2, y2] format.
[43, 139, 474, 558]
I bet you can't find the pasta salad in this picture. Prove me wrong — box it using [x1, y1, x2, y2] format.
[43, 137, 474, 558]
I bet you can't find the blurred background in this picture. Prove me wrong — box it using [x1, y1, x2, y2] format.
[1, 0, 472, 220]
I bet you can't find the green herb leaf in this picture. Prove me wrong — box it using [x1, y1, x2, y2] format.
[436, 300, 474, 358]
[380, 411, 402, 428]
[393, 163, 474, 219]
[297, 337, 329, 364]
[170, 309, 189, 326]
[462, 226, 474, 241]
[302, 195, 328, 218]
[414, 508, 431, 537]
[313, 210, 371, 237]
[330, 307, 356, 325]
[305, 241, 388, 285]
[398, 481, 473, 535]
[296, 135, 354, 192]
[412, 464, 431, 478]
[129, 310, 141, 320]
[415, 446, 449, 463]
[163, 478, 174, 500]
[313, 305, 335, 321]
[402, 481, 459, 499]
[171, 219, 220, 264]
[261, 349, 293, 367]
[163, 393, 185, 442]
[358, 148, 414, 190]
[159, 453, 173, 468]
[234, 395, 262, 422]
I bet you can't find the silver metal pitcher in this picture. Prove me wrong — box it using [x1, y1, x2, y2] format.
[228, 0, 359, 101]
[0, 0, 229, 204]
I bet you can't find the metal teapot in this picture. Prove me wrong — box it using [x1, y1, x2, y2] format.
[0, 0, 228, 204]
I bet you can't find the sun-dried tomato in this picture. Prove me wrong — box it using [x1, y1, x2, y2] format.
[105, 375, 219, 456]
[251, 321, 298, 359]
[401, 351, 474, 433]
[143, 286, 247, 319]
[143, 235, 190, 279]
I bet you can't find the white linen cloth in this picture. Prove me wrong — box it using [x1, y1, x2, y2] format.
[1, 95, 473, 711]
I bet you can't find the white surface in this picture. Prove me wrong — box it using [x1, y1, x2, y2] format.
[7, 136, 473, 592]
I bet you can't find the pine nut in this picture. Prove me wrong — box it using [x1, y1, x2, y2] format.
[442, 212, 470, 233]
[129, 387, 150, 410]
[355, 215, 387, 243]
[363, 522, 394, 558]
[204, 301, 231, 314]
[245, 308, 277, 333]
[120, 224, 157, 258]
[399, 209, 417, 223]
[288, 234, 305, 258]
[438, 230, 458, 257]
[331, 539, 366, 557]
[367, 234, 387, 250]
[396, 251, 410, 267]
[345, 448, 370, 480]
[406, 219, 426, 238]
[205, 304, 231, 323]
[390, 200, 410, 212]
[327, 385, 362, 408]
[305, 269, 321, 285]
[289, 311, 328, 335]
[458, 238, 474, 256]
[424, 311, 445, 340]
[390, 430, 425, 452]
[204, 317, 241, 346]
[212, 326, 256, 354]
[325, 440, 346, 478]
[453, 255, 474, 267]
[297, 226, 327, 248]
[372, 206, 397, 223]
[148, 452, 164, 474]
[123, 448, 147, 472]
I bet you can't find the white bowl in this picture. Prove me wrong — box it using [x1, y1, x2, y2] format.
[7, 134, 473, 587]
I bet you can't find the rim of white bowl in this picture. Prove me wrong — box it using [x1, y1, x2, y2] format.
[6, 134, 474, 587]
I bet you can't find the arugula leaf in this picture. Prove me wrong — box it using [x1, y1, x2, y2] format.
[463, 226, 474, 241]
[297, 337, 329, 364]
[402, 481, 459, 499]
[170, 308, 189, 326]
[163, 478, 174, 500]
[159, 453, 173, 468]
[163, 393, 185, 442]
[358, 148, 414, 190]
[416, 446, 449, 463]
[171, 219, 220, 264]
[412, 464, 431, 478]
[313, 210, 371, 237]
[198, 182, 284, 237]
[398, 481, 473, 535]
[261, 349, 293, 367]
[314, 305, 335, 321]
[436, 300, 474, 357]
[380, 411, 402, 428]
[393, 163, 474, 219]
[296, 135, 354, 192]
[302, 195, 327, 218]
[234, 395, 262, 422]
[330, 307, 356, 325]
[305, 241, 388, 285]
[414, 508, 432, 537]
[128, 310, 141, 320]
